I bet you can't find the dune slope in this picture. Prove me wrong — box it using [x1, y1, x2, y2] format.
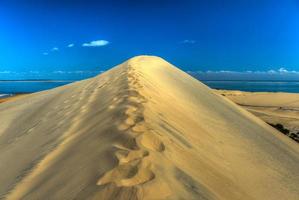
[0, 56, 299, 200]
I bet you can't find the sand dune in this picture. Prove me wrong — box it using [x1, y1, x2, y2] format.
[0, 56, 299, 200]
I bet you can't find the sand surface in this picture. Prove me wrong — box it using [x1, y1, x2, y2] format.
[0, 94, 28, 104]
[216, 90, 299, 134]
[0, 56, 299, 200]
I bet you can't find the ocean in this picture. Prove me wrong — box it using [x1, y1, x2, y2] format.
[0, 80, 298, 96]
[202, 80, 299, 93]
[0, 80, 73, 96]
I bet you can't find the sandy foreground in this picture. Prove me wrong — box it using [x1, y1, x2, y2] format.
[215, 90, 299, 134]
[0, 56, 299, 200]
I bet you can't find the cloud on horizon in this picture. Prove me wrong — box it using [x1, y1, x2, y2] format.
[188, 68, 299, 81]
[0, 70, 103, 80]
[189, 68, 299, 75]
[82, 40, 109, 47]
[1, 68, 299, 81]
[181, 39, 196, 44]
[67, 43, 74, 48]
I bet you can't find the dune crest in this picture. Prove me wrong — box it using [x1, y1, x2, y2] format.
[0, 56, 299, 199]
[97, 63, 156, 188]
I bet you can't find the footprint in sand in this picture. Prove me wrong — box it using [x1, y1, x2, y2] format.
[117, 149, 149, 164]
[125, 106, 138, 115]
[138, 132, 165, 152]
[97, 67, 160, 188]
[97, 159, 155, 187]
[117, 123, 131, 131]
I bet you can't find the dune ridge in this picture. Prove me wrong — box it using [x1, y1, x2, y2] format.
[96, 62, 158, 188]
[0, 56, 299, 199]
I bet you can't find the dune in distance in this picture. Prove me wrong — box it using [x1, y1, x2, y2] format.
[215, 90, 299, 134]
[0, 56, 299, 200]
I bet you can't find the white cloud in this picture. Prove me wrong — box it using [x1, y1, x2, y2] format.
[43, 52, 49, 55]
[51, 47, 59, 51]
[67, 43, 74, 48]
[190, 68, 299, 75]
[181, 40, 196, 44]
[219, 70, 238, 73]
[53, 70, 65, 74]
[267, 70, 277, 74]
[278, 67, 288, 73]
[82, 40, 109, 47]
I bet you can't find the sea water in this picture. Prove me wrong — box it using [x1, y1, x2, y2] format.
[0, 80, 298, 96]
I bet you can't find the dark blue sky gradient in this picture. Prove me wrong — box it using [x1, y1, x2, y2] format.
[1, 0, 299, 74]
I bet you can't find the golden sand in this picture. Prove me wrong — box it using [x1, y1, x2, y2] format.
[0, 56, 299, 199]
[0, 94, 27, 104]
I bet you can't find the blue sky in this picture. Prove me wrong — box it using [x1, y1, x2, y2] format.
[1, 0, 299, 80]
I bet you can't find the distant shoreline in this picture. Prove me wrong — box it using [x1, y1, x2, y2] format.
[0, 93, 28, 103]
[202, 80, 299, 82]
[0, 80, 74, 82]
[1, 79, 299, 82]
[1, 79, 299, 94]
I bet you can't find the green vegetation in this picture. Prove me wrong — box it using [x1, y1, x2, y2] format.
[268, 123, 299, 143]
